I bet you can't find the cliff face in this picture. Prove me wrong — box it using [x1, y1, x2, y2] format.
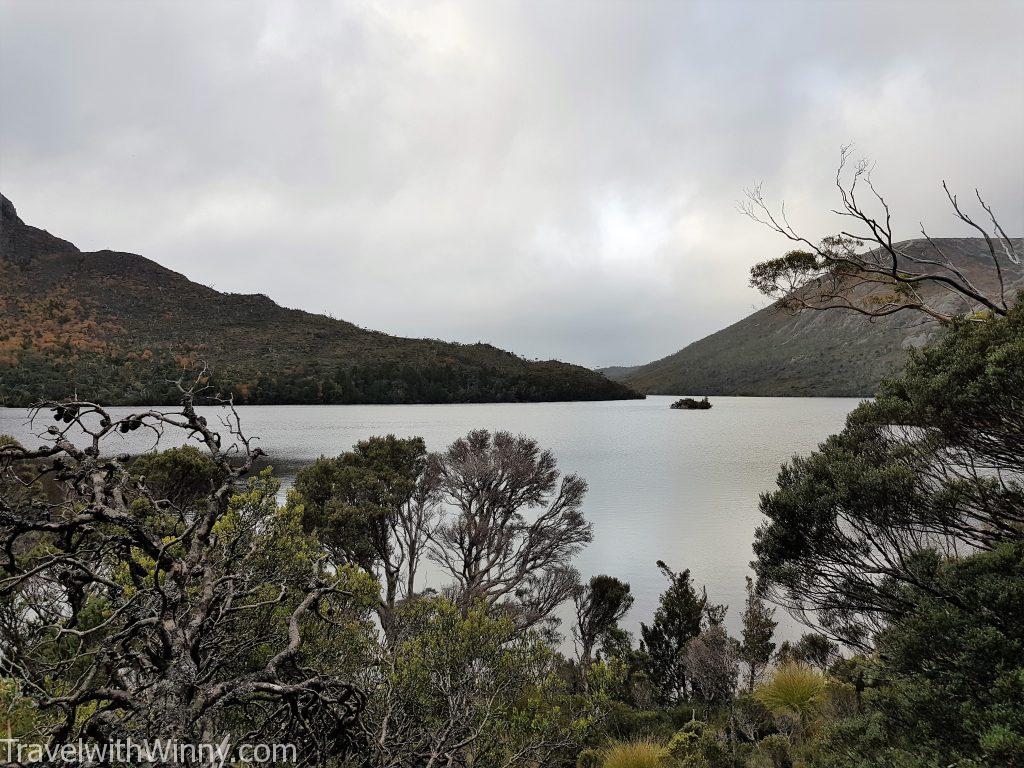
[0, 195, 642, 406]
[617, 238, 1024, 397]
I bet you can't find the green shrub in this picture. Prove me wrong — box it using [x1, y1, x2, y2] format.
[663, 720, 734, 768]
[131, 445, 227, 508]
[577, 748, 603, 768]
[601, 702, 674, 742]
[678, 719, 711, 735]
[755, 734, 793, 768]
[667, 727, 700, 760]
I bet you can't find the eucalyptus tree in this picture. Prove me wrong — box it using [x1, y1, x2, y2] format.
[742, 145, 1021, 323]
[429, 429, 592, 632]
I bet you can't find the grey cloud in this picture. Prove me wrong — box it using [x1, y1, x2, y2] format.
[1, 0, 1021, 367]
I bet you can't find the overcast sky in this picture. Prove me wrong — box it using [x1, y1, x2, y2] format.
[2, 1, 1022, 367]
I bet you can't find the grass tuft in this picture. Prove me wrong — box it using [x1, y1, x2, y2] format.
[754, 662, 828, 719]
[601, 739, 669, 768]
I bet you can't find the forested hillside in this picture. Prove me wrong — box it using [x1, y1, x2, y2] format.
[0, 195, 641, 406]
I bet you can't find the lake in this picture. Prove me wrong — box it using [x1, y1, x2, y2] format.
[0, 395, 860, 643]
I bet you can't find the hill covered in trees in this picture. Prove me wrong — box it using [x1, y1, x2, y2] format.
[605, 238, 1024, 397]
[0, 194, 641, 406]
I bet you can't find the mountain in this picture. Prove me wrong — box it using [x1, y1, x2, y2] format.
[613, 238, 1024, 397]
[0, 195, 641, 407]
[595, 365, 640, 382]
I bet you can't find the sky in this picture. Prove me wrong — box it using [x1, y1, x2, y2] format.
[1, 0, 1022, 368]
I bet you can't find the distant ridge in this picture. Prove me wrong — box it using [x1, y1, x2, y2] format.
[608, 238, 1024, 397]
[594, 365, 640, 382]
[0, 194, 642, 406]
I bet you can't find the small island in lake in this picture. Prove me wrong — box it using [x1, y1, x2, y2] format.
[670, 396, 712, 410]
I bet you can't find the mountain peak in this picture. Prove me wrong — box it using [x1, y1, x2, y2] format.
[1, 194, 21, 225]
[1, 193, 80, 265]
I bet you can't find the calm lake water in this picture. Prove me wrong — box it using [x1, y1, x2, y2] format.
[0, 395, 860, 642]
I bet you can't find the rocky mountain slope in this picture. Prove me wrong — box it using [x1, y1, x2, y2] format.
[0, 195, 641, 406]
[607, 238, 1023, 397]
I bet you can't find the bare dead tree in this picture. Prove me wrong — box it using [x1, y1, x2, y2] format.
[0, 384, 366, 765]
[428, 430, 592, 633]
[684, 623, 741, 709]
[741, 145, 1022, 323]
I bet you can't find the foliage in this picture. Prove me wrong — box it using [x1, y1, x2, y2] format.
[575, 575, 635, 670]
[731, 694, 776, 744]
[753, 303, 1024, 647]
[739, 577, 777, 691]
[1, 393, 634, 766]
[684, 625, 740, 708]
[754, 664, 828, 724]
[600, 739, 669, 768]
[131, 444, 227, 507]
[0, 676, 37, 739]
[775, 633, 839, 672]
[430, 429, 592, 633]
[753, 734, 792, 768]
[867, 297, 1024, 475]
[293, 435, 439, 640]
[666, 720, 731, 768]
[640, 562, 709, 704]
[2, 342, 644, 409]
[362, 597, 590, 767]
[812, 541, 1024, 768]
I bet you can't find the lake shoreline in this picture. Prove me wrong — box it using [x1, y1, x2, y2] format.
[0, 395, 861, 645]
